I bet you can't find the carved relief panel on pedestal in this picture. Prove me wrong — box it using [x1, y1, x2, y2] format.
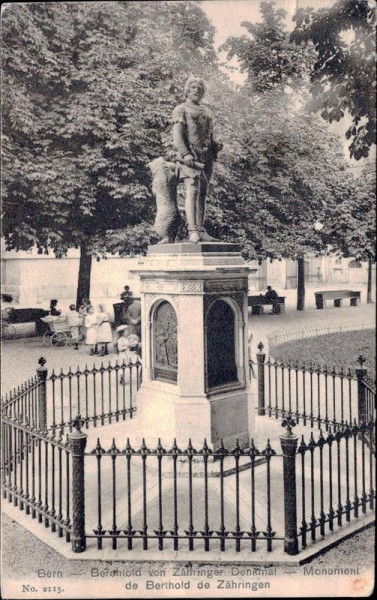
[153, 300, 178, 383]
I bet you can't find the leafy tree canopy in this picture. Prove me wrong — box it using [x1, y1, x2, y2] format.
[291, 0, 376, 160]
[219, 0, 355, 262]
[2, 0, 367, 275]
[221, 89, 355, 262]
[220, 0, 315, 92]
[323, 164, 376, 260]
[2, 1, 223, 257]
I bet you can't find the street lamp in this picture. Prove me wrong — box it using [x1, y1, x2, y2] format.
[313, 221, 325, 283]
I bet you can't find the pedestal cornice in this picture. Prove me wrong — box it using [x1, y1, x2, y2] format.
[140, 278, 249, 295]
[130, 242, 251, 274]
[148, 242, 241, 254]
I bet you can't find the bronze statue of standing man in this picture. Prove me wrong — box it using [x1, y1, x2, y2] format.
[172, 76, 222, 243]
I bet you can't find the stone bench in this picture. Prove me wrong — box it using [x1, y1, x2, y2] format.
[314, 290, 361, 309]
[248, 295, 286, 315]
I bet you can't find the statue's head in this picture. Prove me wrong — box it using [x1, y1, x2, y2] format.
[183, 75, 205, 103]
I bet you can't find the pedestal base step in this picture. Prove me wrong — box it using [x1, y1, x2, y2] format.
[174, 454, 266, 478]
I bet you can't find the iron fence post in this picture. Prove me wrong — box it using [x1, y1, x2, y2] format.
[280, 418, 299, 555]
[36, 357, 48, 432]
[355, 356, 367, 426]
[257, 342, 266, 416]
[69, 416, 87, 553]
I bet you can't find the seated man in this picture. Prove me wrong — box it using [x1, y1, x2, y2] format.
[264, 286, 279, 314]
[120, 285, 133, 304]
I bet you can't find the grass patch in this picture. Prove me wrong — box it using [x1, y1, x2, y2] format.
[271, 329, 376, 378]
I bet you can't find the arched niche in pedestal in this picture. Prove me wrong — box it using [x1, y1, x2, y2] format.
[151, 299, 178, 384]
[205, 298, 241, 391]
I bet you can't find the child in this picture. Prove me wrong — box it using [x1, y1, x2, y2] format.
[117, 331, 141, 364]
[67, 304, 81, 350]
[117, 327, 131, 357]
[85, 305, 98, 355]
[117, 331, 141, 385]
[97, 304, 112, 356]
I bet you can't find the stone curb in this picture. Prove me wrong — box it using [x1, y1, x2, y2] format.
[2, 502, 374, 566]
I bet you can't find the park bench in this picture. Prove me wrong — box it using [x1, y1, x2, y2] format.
[6, 307, 50, 335]
[314, 290, 361, 309]
[248, 295, 286, 315]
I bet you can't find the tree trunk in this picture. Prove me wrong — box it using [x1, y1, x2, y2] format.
[367, 257, 373, 304]
[76, 243, 92, 309]
[296, 256, 305, 311]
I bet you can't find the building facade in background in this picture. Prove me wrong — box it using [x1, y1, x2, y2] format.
[1, 243, 375, 310]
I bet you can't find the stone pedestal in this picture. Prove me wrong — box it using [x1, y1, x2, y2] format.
[130, 243, 253, 450]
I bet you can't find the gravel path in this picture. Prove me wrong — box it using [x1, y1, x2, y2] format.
[1, 513, 374, 586]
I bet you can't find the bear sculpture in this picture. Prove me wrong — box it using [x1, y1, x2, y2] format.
[148, 157, 181, 244]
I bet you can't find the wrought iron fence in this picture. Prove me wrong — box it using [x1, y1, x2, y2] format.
[252, 343, 376, 431]
[267, 322, 371, 349]
[83, 437, 281, 553]
[46, 359, 141, 432]
[1, 413, 72, 544]
[1, 373, 45, 430]
[1, 355, 375, 557]
[296, 421, 375, 551]
[364, 379, 376, 427]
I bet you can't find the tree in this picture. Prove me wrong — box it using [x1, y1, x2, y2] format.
[324, 165, 376, 302]
[221, 0, 315, 92]
[221, 0, 353, 310]
[2, 1, 223, 303]
[291, 0, 376, 160]
[224, 90, 355, 309]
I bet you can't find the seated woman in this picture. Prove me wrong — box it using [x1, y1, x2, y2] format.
[49, 299, 61, 316]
